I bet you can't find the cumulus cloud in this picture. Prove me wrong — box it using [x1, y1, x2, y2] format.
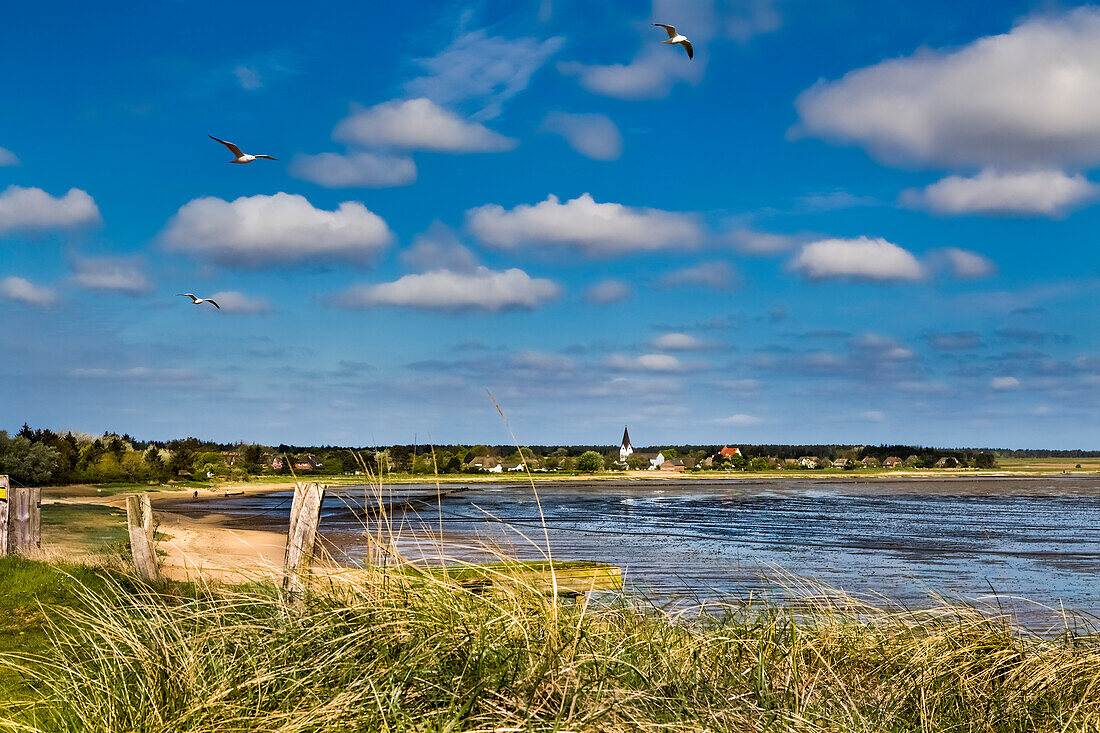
[558, 51, 703, 101]
[289, 151, 416, 188]
[606, 352, 694, 373]
[72, 256, 152, 294]
[726, 228, 799, 255]
[584, 279, 632, 304]
[932, 247, 996, 279]
[334, 267, 561, 313]
[716, 412, 763, 425]
[0, 147, 18, 166]
[794, 9, 1100, 169]
[0, 276, 57, 306]
[333, 98, 516, 153]
[991, 376, 1021, 390]
[659, 261, 737, 290]
[468, 193, 700, 256]
[789, 236, 925, 282]
[0, 185, 100, 234]
[207, 291, 271, 314]
[902, 169, 1097, 216]
[652, 332, 712, 350]
[401, 223, 479, 273]
[540, 112, 623, 160]
[406, 30, 563, 121]
[161, 192, 393, 267]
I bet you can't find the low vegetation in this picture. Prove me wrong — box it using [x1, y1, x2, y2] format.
[3, 556, 1100, 731]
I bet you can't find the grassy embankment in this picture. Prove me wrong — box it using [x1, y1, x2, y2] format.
[3, 554, 1100, 732]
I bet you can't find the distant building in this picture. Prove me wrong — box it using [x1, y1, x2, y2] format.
[649, 452, 666, 470]
[883, 456, 903, 468]
[501, 461, 526, 472]
[294, 454, 323, 471]
[468, 456, 499, 472]
[862, 456, 880, 468]
[619, 427, 634, 463]
[935, 456, 960, 468]
[832, 458, 849, 469]
[221, 451, 241, 467]
[659, 458, 686, 472]
[719, 446, 742, 459]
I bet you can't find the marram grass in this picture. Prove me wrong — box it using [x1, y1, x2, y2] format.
[3, 561, 1100, 732]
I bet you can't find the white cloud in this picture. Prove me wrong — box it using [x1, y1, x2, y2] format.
[233, 65, 262, 90]
[540, 112, 623, 160]
[991, 376, 1021, 390]
[789, 236, 925, 282]
[794, 9, 1100, 169]
[606, 352, 692, 373]
[207, 291, 271, 314]
[0, 185, 100, 234]
[289, 151, 416, 188]
[72, 256, 152, 294]
[584, 279, 632, 304]
[659, 261, 737, 290]
[0, 276, 57, 306]
[716, 413, 763, 425]
[901, 169, 1097, 217]
[335, 267, 561, 313]
[406, 30, 563, 121]
[161, 193, 393, 267]
[558, 51, 702, 101]
[468, 193, 700, 256]
[860, 410, 886, 422]
[933, 248, 996, 279]
[652, 332, 711, 350]
[0, 147, 18, 166]
[401, 223, 479, 273]
[726, 228, 798, 255]
[333, 98, 516, 153]
[69, 366, 205, 383]
[725, 0, 782, 42]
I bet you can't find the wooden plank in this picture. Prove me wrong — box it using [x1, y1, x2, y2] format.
[126, 494, 159, 581]
[10, 486, 41, 555]
[282, 482, 326, 602]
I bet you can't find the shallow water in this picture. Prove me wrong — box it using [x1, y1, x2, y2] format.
[169, 476, 1100, 628]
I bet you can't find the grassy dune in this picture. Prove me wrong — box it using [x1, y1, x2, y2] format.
[3, 556, 1100, 732]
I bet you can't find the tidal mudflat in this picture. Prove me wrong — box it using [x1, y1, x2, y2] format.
[168, 476, 1100, 628]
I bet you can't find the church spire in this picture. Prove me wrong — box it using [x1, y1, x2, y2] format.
[621, 425, 631, 449]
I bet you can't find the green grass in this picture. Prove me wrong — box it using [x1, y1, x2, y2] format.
[3, 556, 1100, 731]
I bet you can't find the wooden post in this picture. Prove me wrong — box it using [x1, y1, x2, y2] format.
[10, 485, 41, 555]
[282, 482, 326, 602]
[126, 494, 159, 581]
[0, 475, 8, 557]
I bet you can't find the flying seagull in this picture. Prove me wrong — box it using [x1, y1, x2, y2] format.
[208, 135, 277, 164]
[178, 293, 220, 310]
[653, 24, 693, 59]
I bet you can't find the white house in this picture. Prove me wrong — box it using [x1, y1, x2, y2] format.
[649, 452, 666, 470]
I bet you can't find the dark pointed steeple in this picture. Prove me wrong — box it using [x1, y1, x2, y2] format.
[621, 426, 632, 450]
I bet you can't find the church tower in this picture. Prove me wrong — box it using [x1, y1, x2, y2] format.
[619, 426, 634, 463]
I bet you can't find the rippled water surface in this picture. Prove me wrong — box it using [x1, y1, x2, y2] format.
[169, 477, 1100, 626]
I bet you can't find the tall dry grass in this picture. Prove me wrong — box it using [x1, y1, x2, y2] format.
[3, 561, 1100, 732]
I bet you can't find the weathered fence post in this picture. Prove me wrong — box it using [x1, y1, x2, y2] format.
[0, 475, 8, 557]
[282, 482, 326, 603]
[126, 494, 160, 581]
[10, 485, 41, 555]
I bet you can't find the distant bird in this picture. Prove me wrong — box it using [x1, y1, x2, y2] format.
[178, 293, 220, 310]
[208, 135, 277, 164]
[653, 23, 693, 59]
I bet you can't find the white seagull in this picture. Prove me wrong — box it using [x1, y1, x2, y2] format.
[178, 293, 221, 310]
[209, 135, 277, 164]
[653, 24, 693, 59]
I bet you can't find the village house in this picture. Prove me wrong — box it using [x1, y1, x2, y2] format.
[648, 452, 666, 470]
[467, 456, 502, 472]
[861, 456, 880, 468]
[832, 458, 849, 469]
[719, 445, 742, 459]
[294, 454, 323, 471]
[501, 461, 526, 472]
[935, 456, 961, 468]
[883, 456, 903, 468]
[220, 451, 241, 467]
[798, 456, 821, 468]
[659, 458, 686, 472]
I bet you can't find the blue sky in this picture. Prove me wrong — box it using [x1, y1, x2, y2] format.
[1, 0, 1098, 448]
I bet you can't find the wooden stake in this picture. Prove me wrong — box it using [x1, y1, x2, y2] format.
[282, 482, 325, 603]
[10, 485, 41, 555]
[126, 494, 159, 581]
[0, 475, 8, 557]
